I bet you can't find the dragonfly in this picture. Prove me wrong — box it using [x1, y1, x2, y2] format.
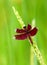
[14, 24, 38, 44]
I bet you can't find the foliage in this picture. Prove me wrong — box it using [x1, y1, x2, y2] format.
[0, 0, 47, 65]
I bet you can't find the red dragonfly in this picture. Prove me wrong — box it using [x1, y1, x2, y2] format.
[14, 24, 38, 44]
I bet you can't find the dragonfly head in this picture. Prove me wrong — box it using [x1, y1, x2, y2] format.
[23, 26, 26, 29]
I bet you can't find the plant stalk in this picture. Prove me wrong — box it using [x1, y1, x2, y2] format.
[12, 6, 46, 65]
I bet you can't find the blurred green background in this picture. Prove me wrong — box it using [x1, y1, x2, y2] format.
[0, 0, 47, 65]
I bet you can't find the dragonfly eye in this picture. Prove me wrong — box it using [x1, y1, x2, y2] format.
[23, 26, 26, 29]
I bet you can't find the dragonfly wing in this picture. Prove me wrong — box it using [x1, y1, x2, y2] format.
[29, 27, 38, 36]
[27, 24, 31, 30]
[14, 33, 27, 40]
[16, 29, 26, 33]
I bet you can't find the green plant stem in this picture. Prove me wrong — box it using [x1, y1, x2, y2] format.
[12, 6, 46, 65]
[32, 41, 46, 65]
[12, 6, 25, 28]
[30, 46, 34, 65]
